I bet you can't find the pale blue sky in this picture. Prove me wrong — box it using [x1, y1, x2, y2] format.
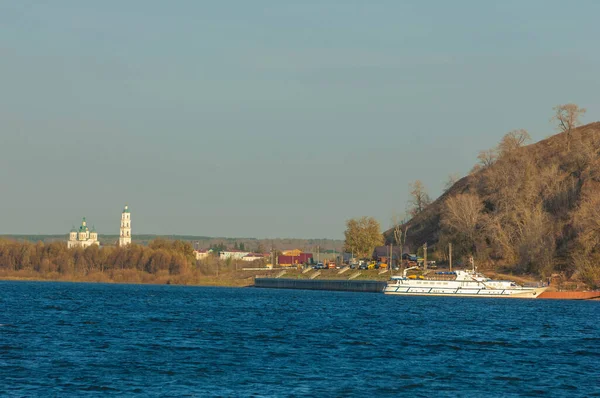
[1, 1, 599, 238]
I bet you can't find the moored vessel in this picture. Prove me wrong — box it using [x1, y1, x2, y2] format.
[384, 267, 546, 298]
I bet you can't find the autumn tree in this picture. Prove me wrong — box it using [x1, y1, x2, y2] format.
[344, 216, 384, 259]
[441, 193, 484, 257]
[477, 149, 497, 168]
[408, 180, 431, 217]
[570, 193, 600, 287]
[552, 103, 586, 151]
[573, 194, 600, 251]
[497, 129, 531, 156]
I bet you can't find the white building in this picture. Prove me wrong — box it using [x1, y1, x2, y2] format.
[242, 253, 267, 262]
[67, 217, 99, 249]
[219, 250, 250, 260]
[119, 205, 132, 246]
[194, 249, 211, 260]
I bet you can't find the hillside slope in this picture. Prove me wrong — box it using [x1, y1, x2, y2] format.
[387, 122, 600, 285]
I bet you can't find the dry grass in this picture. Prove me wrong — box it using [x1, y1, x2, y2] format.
[0, 269, 256, 287]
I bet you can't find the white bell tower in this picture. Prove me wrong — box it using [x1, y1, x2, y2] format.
[119, 205, 131, 246]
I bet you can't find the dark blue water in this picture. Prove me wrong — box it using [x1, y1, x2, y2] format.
[1, 282, 599, 397]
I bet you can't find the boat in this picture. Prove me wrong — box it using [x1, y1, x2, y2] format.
[384, 266, 547, 298]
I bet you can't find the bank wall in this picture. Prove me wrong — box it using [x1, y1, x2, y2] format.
[254, 278, 386, 293]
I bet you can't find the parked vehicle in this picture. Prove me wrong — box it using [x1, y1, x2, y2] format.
[313, 262, 325, 269]
[402, 253, 418, 262]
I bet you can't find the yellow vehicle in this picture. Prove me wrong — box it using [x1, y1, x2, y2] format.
[379, 263, 388, 269]
[367, 262, 377, 269]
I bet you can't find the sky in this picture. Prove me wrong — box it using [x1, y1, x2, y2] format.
[1, 0, 599, 239]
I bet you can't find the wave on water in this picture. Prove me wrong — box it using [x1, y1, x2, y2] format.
[0, 282, 599, 397]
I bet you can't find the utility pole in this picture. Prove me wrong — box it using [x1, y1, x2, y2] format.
[389, 243, 392, 274]
[423, 242, 428, 271]
[271, 247, 275, 269]
[449, 243, 452, 271]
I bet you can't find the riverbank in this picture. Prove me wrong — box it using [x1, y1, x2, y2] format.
[0, 268, 393, 287]
[1, 268, 584, 292]
[0, 269, 255, 287]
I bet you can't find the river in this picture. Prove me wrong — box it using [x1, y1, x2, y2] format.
[1, 281, 598, 397]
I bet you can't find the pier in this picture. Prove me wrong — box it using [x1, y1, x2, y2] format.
[254, 278, 387, 293]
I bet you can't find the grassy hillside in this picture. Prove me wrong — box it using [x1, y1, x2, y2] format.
[386, 122, 600, 287]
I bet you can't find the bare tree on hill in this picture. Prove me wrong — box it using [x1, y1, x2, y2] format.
[444, 173, 460, 191]
[552, 103, 586, 151]
[441, 192, 485, 257]
[477, 149, 497, 168]
[408, 180, 431, 217]
[497, 129, 531, 156]
[391, 213, 409, 252]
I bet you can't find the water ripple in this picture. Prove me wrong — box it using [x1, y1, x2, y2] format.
[0, 281, 599, 397]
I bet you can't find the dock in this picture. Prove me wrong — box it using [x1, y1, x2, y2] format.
[254, 278, 387, 293]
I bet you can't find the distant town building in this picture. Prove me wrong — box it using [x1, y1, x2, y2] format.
[278, 249, 313, 266]
[372, 246, 402, 265]
[242, 253, 268, 262]
[219, 250, 250, 260]
[194, 249, 211, 260]
[119, 205, 132, 246]
[67, 217, 99, 249]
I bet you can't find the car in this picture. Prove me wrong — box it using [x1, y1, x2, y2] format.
[313, 262, 325, 269]
[358, 263, 369, 270]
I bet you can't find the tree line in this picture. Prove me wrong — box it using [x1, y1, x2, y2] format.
[0, 238, 196, 276]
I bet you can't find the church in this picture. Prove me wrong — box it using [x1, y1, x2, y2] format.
[119, 205, 132, 246]
[67, 205, 132, 248]
[67, 217, 99, 248]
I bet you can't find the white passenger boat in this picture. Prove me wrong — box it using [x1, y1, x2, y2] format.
[384, 267, 546, 298]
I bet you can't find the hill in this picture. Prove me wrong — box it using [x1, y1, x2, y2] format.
[386, 121, 600, 287]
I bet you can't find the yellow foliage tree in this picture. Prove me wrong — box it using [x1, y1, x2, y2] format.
[344, 216, 384, 259]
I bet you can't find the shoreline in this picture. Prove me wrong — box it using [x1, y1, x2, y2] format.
[0, 276, 253, 288]
[0, 270, 255, 288]
[2, 269, 595, 298]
